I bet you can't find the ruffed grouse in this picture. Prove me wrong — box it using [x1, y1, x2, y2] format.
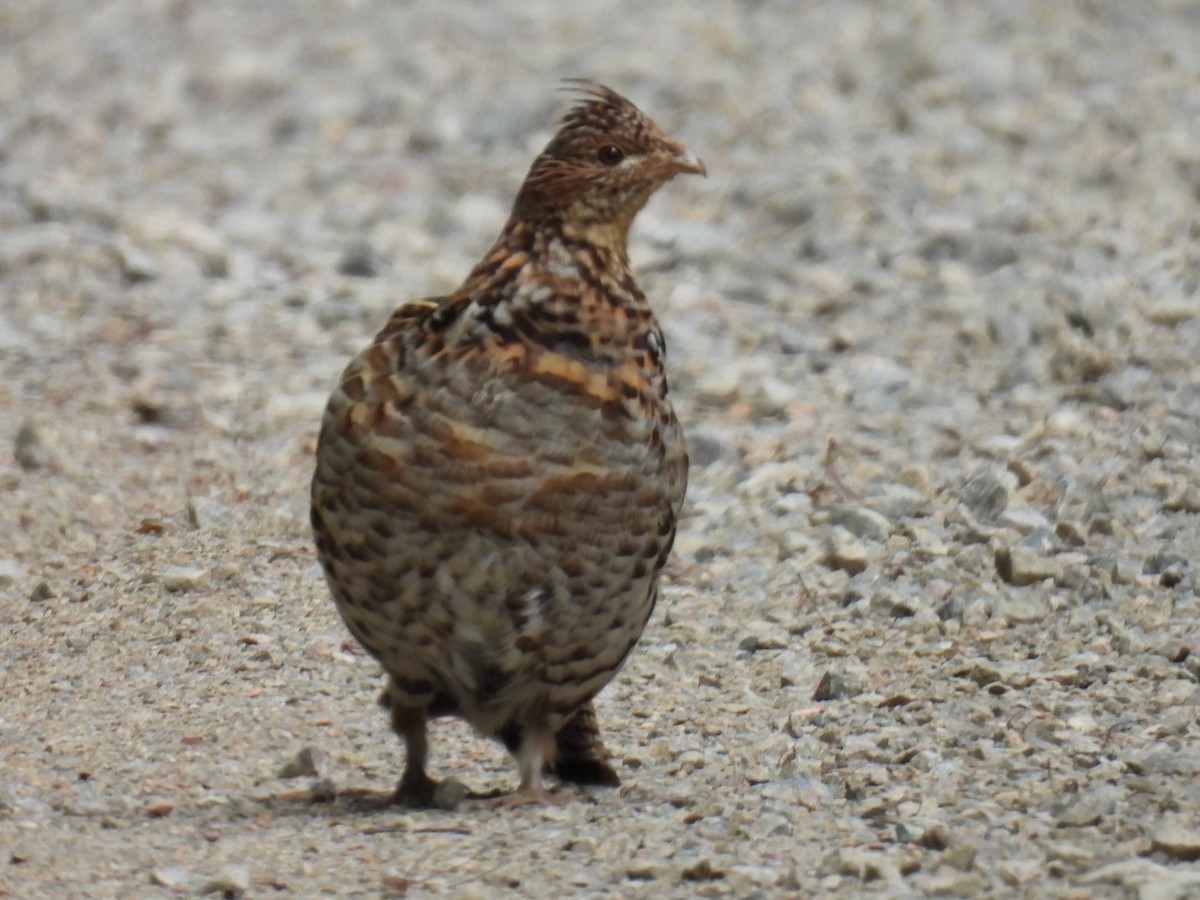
[311, 81, 703, 804]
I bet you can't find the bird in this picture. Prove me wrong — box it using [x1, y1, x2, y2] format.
[310, 80, 703, 805]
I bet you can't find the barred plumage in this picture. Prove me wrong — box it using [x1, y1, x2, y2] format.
[311, 81, 703, 804]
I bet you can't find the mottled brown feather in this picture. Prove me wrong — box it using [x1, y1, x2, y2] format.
[311, 81, 702, 804]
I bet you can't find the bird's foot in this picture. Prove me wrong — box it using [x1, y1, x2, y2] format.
[391, 769, 439, 808]
[484, 785, 568, 809]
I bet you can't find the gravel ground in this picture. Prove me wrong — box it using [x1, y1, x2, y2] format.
[3, 1, 1199, 897]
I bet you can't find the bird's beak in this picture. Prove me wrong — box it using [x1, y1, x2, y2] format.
[671, 148, 707, 177]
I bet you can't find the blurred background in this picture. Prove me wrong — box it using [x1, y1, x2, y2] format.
[3, 1, 1199, 896]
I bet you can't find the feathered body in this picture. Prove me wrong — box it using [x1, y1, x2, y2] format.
[311, 82, 703, 803]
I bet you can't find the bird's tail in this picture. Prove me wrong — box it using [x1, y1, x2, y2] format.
[551, 701, 620, 787]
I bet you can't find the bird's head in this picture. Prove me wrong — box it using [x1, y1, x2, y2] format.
[512, 81, 705, 247]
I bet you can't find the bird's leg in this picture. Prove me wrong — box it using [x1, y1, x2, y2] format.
[489, 726, 562, 807]
[387, 699, 438, 807]
[516, 736, 547, 802]
[552, 701, 620, 787]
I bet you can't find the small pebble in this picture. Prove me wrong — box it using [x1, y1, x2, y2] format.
[738, 627, 789, 652]
[938, 844, 978, 872]
[160, 566, 208, 592]
[960, 471, 1013, 520]
[824, 527, 869, 574]
[1000, 508, 1053, 535]
[433, 776, 469, 810]
[13, 417, 57, 470]
[680, 857, 724, 882]
[995, 545, 1061, 586]
[897, 464, 933, 497]
[1150, 827, 1200, 862]
[626, 861, 660, 881]
[202, 864, 251, 897]
[0, 559, 22, 589]
[812, 670, 854, 701]
[308, 778, 337, 803]
[278, 747, 324, 779]
[828, 504, 891, 542]
[337, 242, 380, 278]
[150, 866, 191, 888]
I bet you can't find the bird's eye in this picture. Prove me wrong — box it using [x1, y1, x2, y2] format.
[597, 144, 625, 166]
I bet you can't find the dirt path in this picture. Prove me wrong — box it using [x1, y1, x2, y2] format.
[2, 2, 1198, 896]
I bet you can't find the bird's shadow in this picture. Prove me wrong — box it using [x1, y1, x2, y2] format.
[260, 784, 467, 817]
[255, 780, 587, 823]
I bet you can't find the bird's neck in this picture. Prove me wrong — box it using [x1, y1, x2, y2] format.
[466, 218, 640, 297]
[455, 218, 658, 362]
[513, 216, 633, 273]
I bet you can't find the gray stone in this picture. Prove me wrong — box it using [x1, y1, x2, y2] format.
[1144, 552, 1188, 576]
[896, 464, 933, 497]
[1055, 790, 1116, 828]
[862, 484, 927, 519]
[993, 590, 1050, 624]
[739, 628, 790, 652]
[278, 747, 324, 779]
[828, 504, 891, 542]
[337, 241, 380, 278]
[686, 425, 736, 468]
[871, 588, 917, 617]
[813, 670, 854, 701]
[202, 864, 250, 896]
[1151, 827, 1200, 862]
[307, 778, 336, 803]
[824, 527, 869, 574]
[1055, 520, 1088, 547]
[150, 866, 192, 888]
[185, 496, 235, 531]
[1001, 508, 1053, 535]
[112, 237, 159, 283]
[13, 417, 57, 471]
[160, 566, 207, 592]
[433, 776, 469, 810]
[1020, 527, 1061, 553]
[960, 471, 1013, 521]
[1143, 300, 1196, 326]
[694, 367, 742, 406]
[995, 545, 1061, 586]
[937, 843, 978, 872]
[0, 559, 23, 589]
